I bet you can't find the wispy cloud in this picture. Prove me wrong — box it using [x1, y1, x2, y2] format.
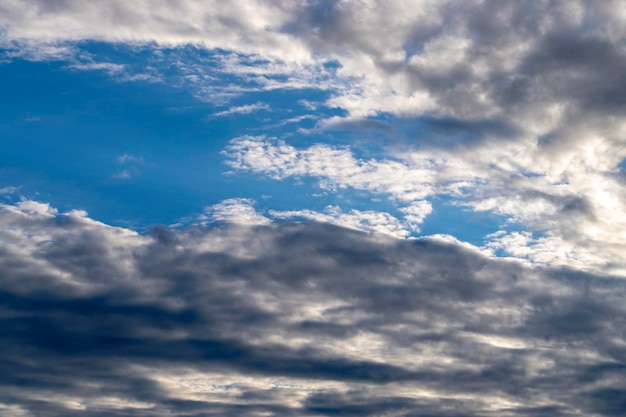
[113, 169, 132, 179]
[117, 153, 144, 164]
[224, 135, 440, 201]
[0, 186, 19, 195]
[212, 102, 270, 117]
[67, 61, 125, 74]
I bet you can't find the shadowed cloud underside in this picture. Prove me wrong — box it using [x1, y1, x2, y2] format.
[1, 203, 626, 416]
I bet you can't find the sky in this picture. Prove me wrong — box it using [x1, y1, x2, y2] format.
[2, 1, 626, 416]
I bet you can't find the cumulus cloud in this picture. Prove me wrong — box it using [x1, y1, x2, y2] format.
[270, 205, 412, 238]
[2, 200, 626, 416]
[201, 198, 271, 226]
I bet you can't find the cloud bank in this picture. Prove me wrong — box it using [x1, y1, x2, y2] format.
[2, 201, 626, 416]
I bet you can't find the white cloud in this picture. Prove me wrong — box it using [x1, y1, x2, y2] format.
[15, 199, 58, 216]
[400, 201, 433, 232]
[67, 62, 125, 74]
[212, 102, 270, 117]
[192, 196, 432, 239]
[224, 135, 440, 202]
[270, 206, 411, 238]
[201, 198, 271, 226]
[3, 0, 626, 126]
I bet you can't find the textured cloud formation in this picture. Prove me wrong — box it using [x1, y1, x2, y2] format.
[2, 200, 626, 416]
[4, 1, 626, 121]
[224, 135, 626, 274]
[3, 1, 626, 273]
[4, 4, 626, 412]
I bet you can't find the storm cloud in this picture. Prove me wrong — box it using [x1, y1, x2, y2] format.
[1, 202, 626, 416]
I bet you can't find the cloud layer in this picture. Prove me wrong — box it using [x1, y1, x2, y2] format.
[2, 201, 626, 416]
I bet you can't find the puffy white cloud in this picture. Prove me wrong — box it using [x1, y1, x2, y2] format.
[400, 200, 433, 232]
[201, 198, 271, 226]
[270, 205, 411, 238]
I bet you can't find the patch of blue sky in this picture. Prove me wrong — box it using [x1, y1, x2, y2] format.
[417, 196, 525, 246]
[0, 57, 224, 226]
[0, 48, 363, 228]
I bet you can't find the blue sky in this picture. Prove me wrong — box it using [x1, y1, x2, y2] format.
[1, 43, 515, 244]
[3, 2, 626, 416]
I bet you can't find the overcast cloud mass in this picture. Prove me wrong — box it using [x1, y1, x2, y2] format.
[2, 1, 626, 416]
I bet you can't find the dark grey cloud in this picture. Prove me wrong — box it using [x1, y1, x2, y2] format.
[1, 206, 626, 416]
[304, 0, 626, 150]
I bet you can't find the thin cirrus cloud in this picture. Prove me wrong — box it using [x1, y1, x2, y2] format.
[212, 102, 270, 118]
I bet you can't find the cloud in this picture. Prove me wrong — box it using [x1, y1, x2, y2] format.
[212, 102, 270, 117]
[224, 135, 440, 202]
[113, 170, 132, 179]
[198, 199, 425, 239]
[201, 198, 271, 226]
[4, 3, 626, 410]
[67, 62, 125, 74]
[0, 186, 19, 195]
[1, 200, 626, 416]
[3, 1, 626, 126]
[269, 205, 412, 238]
[113, 154, 145, 179]
[223, 133, 626, 275]
[116, 153, 143, 164]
